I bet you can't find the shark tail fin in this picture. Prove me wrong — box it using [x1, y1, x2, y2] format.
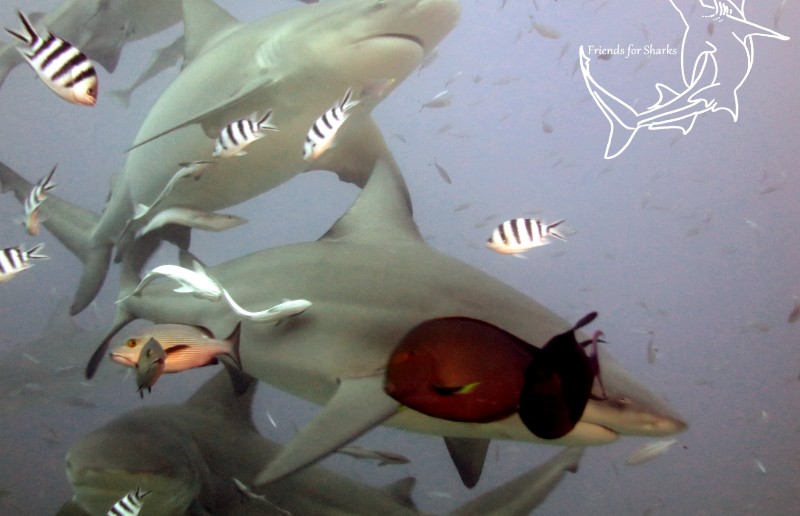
[579, 46, 640, 159]
[107, 88, 133, 109]
[0, 160, 110, 315]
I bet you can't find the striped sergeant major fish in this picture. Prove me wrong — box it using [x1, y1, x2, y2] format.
[486, 218, 566, 255]
[23, 164, 58, 236]
[4, 11, 98, 106]
[107, 485, 150, 515]
[213, 110, 278, 158]
[303, 88, 361, 161]
[0, 243, 47, 283]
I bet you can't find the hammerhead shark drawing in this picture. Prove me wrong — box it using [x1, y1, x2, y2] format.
[0, 130, 687, 489]
[19, 0, 459, 316]
[57, 370, 585, 515]
[580, 0, 789, 159]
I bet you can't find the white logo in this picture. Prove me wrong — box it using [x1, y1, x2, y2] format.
[580, 0, 789, 159]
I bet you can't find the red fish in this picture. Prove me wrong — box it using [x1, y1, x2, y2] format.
[519, 312, 606, 439]
[384, 317, 536, 422]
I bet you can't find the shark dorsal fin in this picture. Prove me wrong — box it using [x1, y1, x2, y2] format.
[186, 369, 257, 427]
[320, 155, 421, 243]
[182, 0, 239, 65]
[443, 437, 490, 488]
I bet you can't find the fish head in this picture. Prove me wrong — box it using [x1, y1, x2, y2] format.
[579, 348, 687, 438]
[64, 416, 202, 514]
[280, 0, 460, 103]
[71, 75, 98, 107]
[109, 334, 149, 367]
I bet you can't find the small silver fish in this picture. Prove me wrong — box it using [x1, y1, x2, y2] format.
[5, 11, 98, 106]
[107, 485, 150, 515]
[0, 243, 47, 283]
[213, 110, 278, 158]
[135, 338, 166, 398]
[420, 89, 454, 111]
[23, 165, 57, 236]
[303, 88, 360, 161]
[110, 323, 241, 373]
[222, 289, 311, 324]
[120, 262, 222, 302]
[529, 17, 561, 39]
[337, 445, 410, 466]
[486, 218, 566, 255]
[360, 77, 395, 99]
[625, 439, 677, 466]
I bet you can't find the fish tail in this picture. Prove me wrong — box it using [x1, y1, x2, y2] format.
[257, 109, 277, 131]
[25, 242, 48, 260]
[546, 219, 567, 241]
[107, 88, 133, 109]
[226, 321, 243, 369]
[6, 11, 36, 45]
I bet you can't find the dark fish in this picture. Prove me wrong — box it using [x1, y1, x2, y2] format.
[5, 11, 98, 106]
[384, 317, 537, 423]
[433, 159, 452, 184]
[518, 312, 607, 439]
[0, 243, 47, 283]
[135, 338, 166, 398]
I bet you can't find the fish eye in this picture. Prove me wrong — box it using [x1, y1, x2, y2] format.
[126, 339, 137, 348]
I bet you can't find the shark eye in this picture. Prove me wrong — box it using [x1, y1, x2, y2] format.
[126, 339, 137, 348]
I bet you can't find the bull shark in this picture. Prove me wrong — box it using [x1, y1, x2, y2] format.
[580, 0, 789, 159]
[0, 125, 687, 488]
[54, 0, 459, 315]
[0, 0, 183, 89]
[58, 370, 585, 515]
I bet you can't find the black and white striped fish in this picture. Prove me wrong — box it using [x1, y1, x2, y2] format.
[5, 11, 98, 106]
[486, 218, 566, 254]
[303, 88, 360, 161]
[213, 110, 278, 158]
[107, 485, 150, 515]
[0, 243, 48, 283]
[23, 165, 58, 236]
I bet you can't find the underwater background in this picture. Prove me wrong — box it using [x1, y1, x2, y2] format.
[0, 0, 798, 514]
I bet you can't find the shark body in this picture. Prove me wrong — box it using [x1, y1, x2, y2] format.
[59, 371, 585, 515]
[581, 0, 789, 159]
[54, 0, 460, 315]
[0, 131, 686, 487]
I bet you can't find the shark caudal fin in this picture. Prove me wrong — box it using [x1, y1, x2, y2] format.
[0, 160, 111, 315]
[579, 47, 640, 159]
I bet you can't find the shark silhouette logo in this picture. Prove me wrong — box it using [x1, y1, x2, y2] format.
[580, 0, 790, 159]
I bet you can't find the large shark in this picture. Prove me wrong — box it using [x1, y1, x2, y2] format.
[58, 370, 585, 515]
[53, 0, 460, 315]
[0, 128, 687, 488]
[0, 0, 183, 89]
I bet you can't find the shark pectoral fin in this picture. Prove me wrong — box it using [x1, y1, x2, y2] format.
[254, 375, 401, 485]
[126, 75, 276, 151]
[443, 437, 490, 488]
[382, 477, 417, 510]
